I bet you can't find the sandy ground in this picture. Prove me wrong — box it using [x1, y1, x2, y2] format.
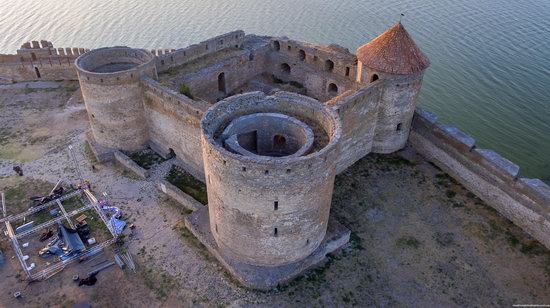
[0, 81, 548, 307]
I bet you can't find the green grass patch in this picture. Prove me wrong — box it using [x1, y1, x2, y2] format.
[179, 84, 194, 99]
[128, 148, 165, 169]
[165, 165, 207, 205]
[396, 236, 421, 249]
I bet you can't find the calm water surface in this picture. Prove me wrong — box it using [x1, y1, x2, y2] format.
[1, 0, 549, 181]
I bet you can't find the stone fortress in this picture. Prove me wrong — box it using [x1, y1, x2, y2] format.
[0, 23, 549, 289]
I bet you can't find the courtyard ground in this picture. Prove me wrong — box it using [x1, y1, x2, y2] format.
[0, 81, 548, 307]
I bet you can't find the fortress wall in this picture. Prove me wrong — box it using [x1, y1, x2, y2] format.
[266, 52, 355, 102]
[329, 83, 384, 173]
[156, 30, 246, 73]
[270, 39, 357, 82]
[409, 109, 550, 249]
[0, 55, 78, 82]
[142, 77, 209, 179]
[178, 46, 269, 102]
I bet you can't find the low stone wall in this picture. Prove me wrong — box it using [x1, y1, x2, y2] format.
[157, 180, 203, 212]
[409, 108, 550, 249]
[113, 150, 149, 179]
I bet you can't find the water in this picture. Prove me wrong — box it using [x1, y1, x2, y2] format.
[1, 0, 549, 181]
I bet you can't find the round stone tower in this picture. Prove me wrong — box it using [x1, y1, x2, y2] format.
[356, 22, 430, 153]
[75, 47, 157, 151]
[201, 91, 341, 267]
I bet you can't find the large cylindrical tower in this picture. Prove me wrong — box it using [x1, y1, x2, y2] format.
[356, 22, 430, 153]
[75, 47, 157, 151]
[201, 91, 341, 267]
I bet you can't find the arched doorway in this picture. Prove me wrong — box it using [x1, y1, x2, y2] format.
[325, 59, 334, 72]
[218, 72, 226, 93]
[371, 74, 379, 82]
[328, 83, 338, 95]
[280, 63, 291, 74]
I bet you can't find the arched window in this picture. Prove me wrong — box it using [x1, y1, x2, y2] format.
[273, 134, 286, 150]
[273, 41, 280, 51]
[298, 49, 306, 61]
[325, 59, 334, 72]
[218, 72, 226, 93]
[396, 123, 402, 131]
[371, 74, 379, 82]
[328, 83, 338, 95]
[280, 63, 291, 74]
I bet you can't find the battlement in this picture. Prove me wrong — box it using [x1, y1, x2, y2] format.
[156, 30, 245, 72]
[411, 108, 550, 248]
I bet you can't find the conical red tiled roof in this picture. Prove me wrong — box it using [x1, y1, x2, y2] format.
[356, 23, 430, 75]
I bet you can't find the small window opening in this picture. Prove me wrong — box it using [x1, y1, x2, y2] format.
[215, 224, 218, 233]
[34, 67, 41, 78]
[345, 67, 350, 76]
[313, 55, 318, 62]
[273, 41, 280, 51]
[274, 201, 278, 210]
[287, 45, 291, 51]
[397, 123, 402, 131]
[249, 53, 254, 61]
[265, 170, 269, 175]
[328, 83, 338, 95]
[274, 228, 278, 237]
[205, 44, 209, 50]
[280, 63, 291, 74]
[298, 49, 306, 61]
[242, 167, 247, 172]
[325, 59, 334, 72]
[371, 74, 379, 82]
[161, 59, 165, 66]
[286, 169, 291, 174]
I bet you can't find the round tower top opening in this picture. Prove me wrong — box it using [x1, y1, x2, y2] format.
[75, 46, 155, 75]
[221, 113, 315, 158]
[201, 91, 341, 164]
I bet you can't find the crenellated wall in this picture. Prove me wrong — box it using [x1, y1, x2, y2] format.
[155, 30, 246, 73]
[410, 108, 550, 249]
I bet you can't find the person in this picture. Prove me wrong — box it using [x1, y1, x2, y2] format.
[13, 166, 23, 176]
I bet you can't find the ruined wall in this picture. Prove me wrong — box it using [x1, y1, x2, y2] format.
[177, 43, 269, 102]
[201, 92, 342, 267]
[142, 78, 209, 179]
[266, 38, 357, 102]
[155, 30, 246, 73]
[410, 109, 550, 249]
[76, 47, 157, 151]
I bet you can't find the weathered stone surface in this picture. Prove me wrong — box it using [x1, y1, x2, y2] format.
[201, 92, 342, 267]
[475, 148, 520, 179]
[415, 107, 438, 125]
[157, 180, 203, 212]
[184, 206, 350, 290]
[437, 124, 476, 149]
[113, 150, 149, 179]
